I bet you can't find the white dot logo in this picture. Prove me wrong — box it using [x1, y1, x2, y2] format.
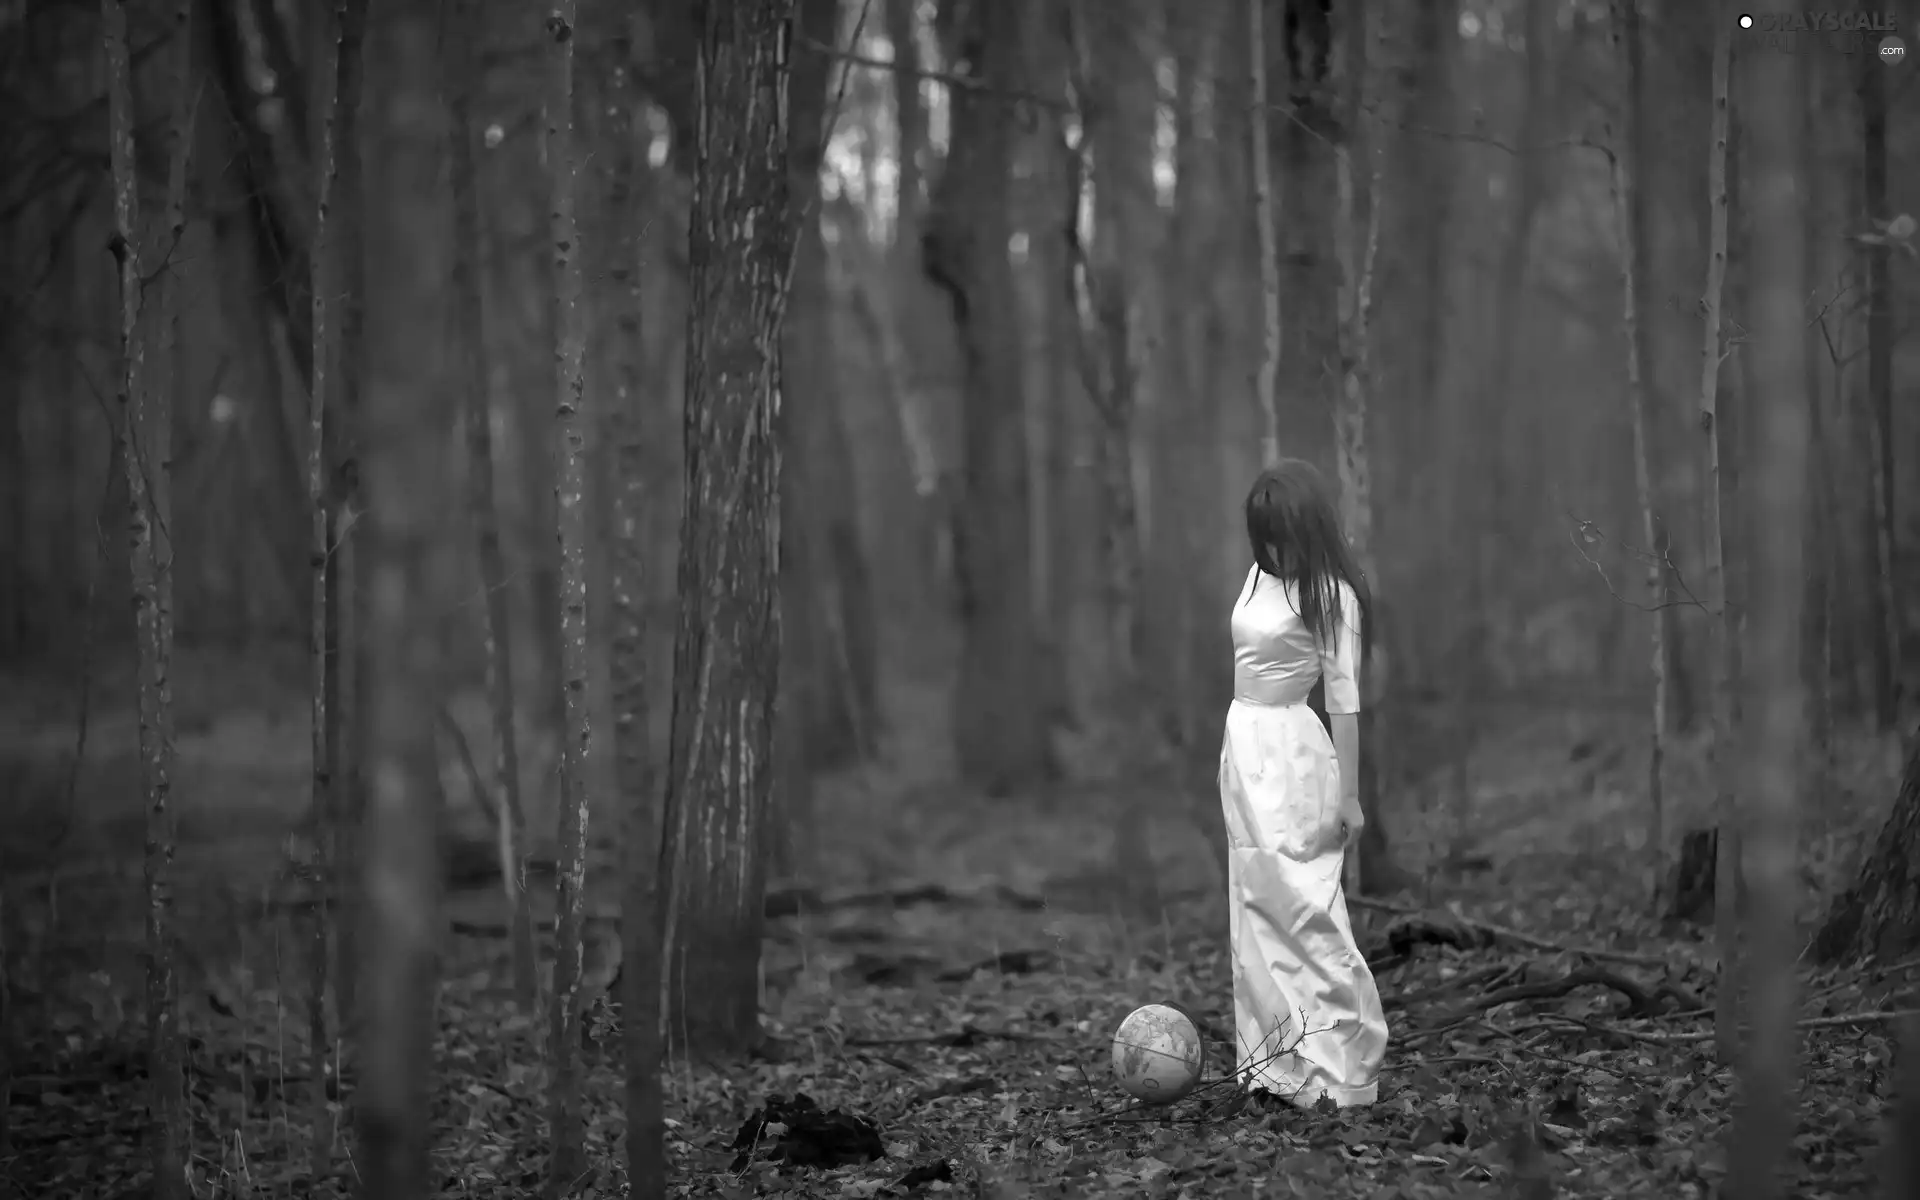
[1881, 35, 1907, 64]
[1737, 13, 1754, 29]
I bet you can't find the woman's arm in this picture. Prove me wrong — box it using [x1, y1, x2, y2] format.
[1329, 712, 1363, 834]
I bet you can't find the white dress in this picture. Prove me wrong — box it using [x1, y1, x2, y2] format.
[1219, 565, 1387, 1107]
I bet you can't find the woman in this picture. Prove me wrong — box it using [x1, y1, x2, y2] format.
[1220, 459, 1387, 1108]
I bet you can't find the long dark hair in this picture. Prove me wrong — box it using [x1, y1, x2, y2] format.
[1243, 459, 1372, 656]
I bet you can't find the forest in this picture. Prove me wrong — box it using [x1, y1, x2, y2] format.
[1, 0, 1918, 1196]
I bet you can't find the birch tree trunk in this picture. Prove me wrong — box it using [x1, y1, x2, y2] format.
[444, 0, 536, 1015]
[657, 0, 795, 1058]
[1604, 0, 1669, 909]
[104, 0, 187, 1191]
[541, 0, 595, 1181]
[1731, 19, 1807, 1193]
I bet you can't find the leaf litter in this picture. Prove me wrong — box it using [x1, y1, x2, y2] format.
[4, 709, 1914, 1198]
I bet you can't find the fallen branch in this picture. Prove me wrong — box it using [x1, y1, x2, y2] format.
[765, 882, 1046, 919]
[844, 1024, 1039, 1049]
[1350, 896, 1670, 967]
[1568, 1009, 1920, 1045]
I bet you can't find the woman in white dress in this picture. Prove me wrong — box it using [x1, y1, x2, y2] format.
[1220, 460, 1387, 1108]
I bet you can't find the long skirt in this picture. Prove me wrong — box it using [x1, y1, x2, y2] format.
[1218, 699, 1387, 1107]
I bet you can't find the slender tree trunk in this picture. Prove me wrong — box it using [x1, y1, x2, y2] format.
[541, 0, 594, 1182]
[583, 0, 666, 1186]
[356, 11, 450, 1198]
[926, 0, 1053, 793]
[784, 0, 877, 795]
[1330, 0, 1402, 896]
[1731, 21, 1806, 1195]
[307, 1, 340, 1178]
[443, 0, 536, 1015]
[1890, 1015, 1920, 1200]
[1604, 0, 1668, 910]
[657, 0, 795, 1059]
[1859, 49, 1898, 730]
[1248, 0, 1281, 466]
[1695, 8, 1742, 1061]
[884, 0, 946, 603]
[328, 0, 371, 1027]
[105, 0, 187, 1192]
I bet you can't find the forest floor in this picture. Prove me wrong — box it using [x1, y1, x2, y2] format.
[1, 646, 1915, 1199]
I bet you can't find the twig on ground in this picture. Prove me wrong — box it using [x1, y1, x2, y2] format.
[1562, 1009, 1920, 1045]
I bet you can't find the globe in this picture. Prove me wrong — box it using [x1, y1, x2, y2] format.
[1111, 1003, 1205, 1103]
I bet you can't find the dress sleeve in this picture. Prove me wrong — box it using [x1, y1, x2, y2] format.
[1319, 582, 1362, 715]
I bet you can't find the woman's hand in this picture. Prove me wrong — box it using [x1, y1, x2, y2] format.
[1338, 789, 1366, 846]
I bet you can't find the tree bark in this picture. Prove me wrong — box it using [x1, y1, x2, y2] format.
[583, 0, 666, 1185]
[307, 0, 339, 1177]
[328, 0, 370, 1026]
[1693, 8, 1737, 1052]
[355, 9, 449, 1197]
[657, 0, 795, 1059]
[443, 0, 536, 1018]
[105, 0, 188, 1192]
[1858, 48, 1898, 731]
[1605, 0, 1669, 909]
[785, 0, 879, 786]
[1247, 0, 1281, 465]
[925, 0, 1054, 793]
[1732, 18, 1807, 1191]
[1812, 731, 1920, 964]
[541, 0, 595, 1182]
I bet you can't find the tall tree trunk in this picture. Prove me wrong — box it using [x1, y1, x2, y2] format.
[542, 0, 594, 1183]
[1605, 0, 1669, 909]
[584, 0, 666, 1187]
[443, 0, 536, 1015]
[355, 8, 448, 1197]
[105, 1, 187, 1192]
[1330, 0, 1404, 896]
[1890, 1015, 1920, 1200]
[306, 0, 339, 1177]
[883, 0, 948, 605]
[1859, 48, 1898, 731]
[656, 0, 794, 1058]
[1731, 21, 1806, 1193]
[926, 0, 1054, 793]
[785, 0, 879, 791]
[328, 0, 371, 1026]
[1247, 0, 1281, 465]
[1066, 0, 1162, 909]
[1694, 8, 1738, 1058]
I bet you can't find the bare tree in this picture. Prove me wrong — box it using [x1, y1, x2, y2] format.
[656, 0, 796, 1058]
[443, 0, 536, 1014]
[1247, 0, 1281, 465]
[1603, 0, 1668, 907]
[1695, 9, 1739, 1061]
[103, 0, 187, 1192]
[1331, 0, 1385, 895]
[580, 0, 667, 1184]
[307, 0, 341, 1177]
[541, 0, 595, 1182]
[924, 0, 1053, 792]
[1731, 17, 1807, 1194]
[356, 10, 450, 1197]
[329, 0, 371, 1024]
[1858, 46, 1898, 731]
